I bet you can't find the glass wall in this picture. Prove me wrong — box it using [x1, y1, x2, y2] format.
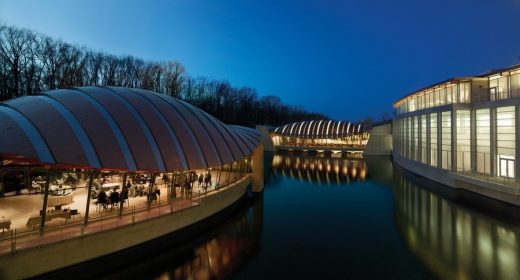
[459, 82, 470, 103]
[512, 72, 520, 98]
[441, 111, 452, 170]
[496, 106, 515, 178]
[490, 76, 509, 100]
[413, 116, 419, 161]
[399, 119, 406, 157]
[406, 117, 411, 159]
[395, 81, 472, 114]
[456, 110, 471, 172]
[476, 109, 491, 174]
[430, 113, 438, 167]
[421, 115, 427, 164]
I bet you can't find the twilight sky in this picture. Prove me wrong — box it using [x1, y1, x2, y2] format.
[1, 0, 520, 121]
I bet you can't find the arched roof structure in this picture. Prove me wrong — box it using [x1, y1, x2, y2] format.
[0, 86, 260, 172]
[273, 120, 367, 139]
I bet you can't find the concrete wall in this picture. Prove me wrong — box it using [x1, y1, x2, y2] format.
[364, 123, 393, 156]
[0, 176, 251, 280]
[256, 125, 276, 152]
[394, 156, 520, 206]
[252, 144, 265, 192]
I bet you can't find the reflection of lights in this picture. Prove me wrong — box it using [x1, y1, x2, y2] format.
[359, 169, 366, 179]
[271, 153, 370, 185]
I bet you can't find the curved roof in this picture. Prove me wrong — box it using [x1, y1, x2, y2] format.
[0, 86, 260, 172]
[272, 120, 367, 139]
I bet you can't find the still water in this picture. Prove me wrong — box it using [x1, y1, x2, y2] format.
[49, 153, 520, 279]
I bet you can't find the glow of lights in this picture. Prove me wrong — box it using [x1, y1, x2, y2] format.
[297, 122, 304, 138]
[325, 120, 332, 137]
[281, 124, 289, 134]
[336, 121, 341, 137]
[316, 120, 324, 137]
[307, 120, 314, 135]
[346, 122, 351, 134]
[289, 122, 297, 135]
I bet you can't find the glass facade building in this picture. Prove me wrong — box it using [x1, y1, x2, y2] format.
[393, 64, 520, 180]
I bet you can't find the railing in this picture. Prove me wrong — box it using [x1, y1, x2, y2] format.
[472, 88, 520, 103]
[0, 172, 249, 256]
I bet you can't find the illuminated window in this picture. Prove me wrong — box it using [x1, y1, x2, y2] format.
[441, 111, 452, 170]
[456, 110, 471, 172]
[496, 106, 515, 178]
[476, 109, 491, 174]
[430, 113, 438, 167]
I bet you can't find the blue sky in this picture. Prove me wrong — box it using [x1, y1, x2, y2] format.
[1, 0, 520, 121]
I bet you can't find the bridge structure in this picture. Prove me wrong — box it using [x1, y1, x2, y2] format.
[270, 120, 370, 154]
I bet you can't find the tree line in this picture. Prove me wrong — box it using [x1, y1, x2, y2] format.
[0, 23, 327, 127]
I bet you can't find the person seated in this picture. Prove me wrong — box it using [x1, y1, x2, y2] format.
[109, 188, 120, 208]
[96, 190, 108, 209]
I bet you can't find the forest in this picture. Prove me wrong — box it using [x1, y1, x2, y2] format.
[0, 23, 327, 127]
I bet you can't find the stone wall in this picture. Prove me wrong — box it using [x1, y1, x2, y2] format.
[364, 123, 393, 156]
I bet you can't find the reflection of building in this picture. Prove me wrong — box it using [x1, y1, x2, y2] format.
[394, 170, 520, 280]
[164, 194, 263, 280]
[271, 153, 367, 184]
[393, 64, 520, 205]
[0, 86, 261, 279]
[271, 120, 370, 152]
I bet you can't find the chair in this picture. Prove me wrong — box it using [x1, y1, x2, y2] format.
[70, 209, 80, 220]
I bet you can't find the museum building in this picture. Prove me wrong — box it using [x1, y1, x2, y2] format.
[393, 64, 520, 203]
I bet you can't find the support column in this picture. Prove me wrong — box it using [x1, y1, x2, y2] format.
[119, 173, 127, 216]
[216, 166, 222, 190]
[252, 144, 265, 193]
[452, 109, 457, 172]
[470, 109, 477, 172]
[411, 116, 415, 161]
[490, 107, 497, 176]
[84, 172, 94, 225]
[148, 174, 155, 210]
[418, 115, 422, 163]
[426, 114, 431, 165]
[515, 105, 520, 178]
[437, 113, 442, 169]
[40, 171, 51, 236]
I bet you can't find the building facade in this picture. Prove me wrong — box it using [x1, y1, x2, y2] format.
[393, 64, 520, 185]
[271, 120, 370, 149]
[0, 86, 262, 278]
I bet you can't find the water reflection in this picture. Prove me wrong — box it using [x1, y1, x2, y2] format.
[152, 196, 263, 280]
[271, 153, 367, 184]
[394, 170, 520, 280]
[42, 195, 263, 280]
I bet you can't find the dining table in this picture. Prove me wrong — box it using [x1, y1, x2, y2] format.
[101, 182, 120, 191]
[49, 185, 72, 196]
[47, 192, 74, 207]
[26, 210, 72, 228]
